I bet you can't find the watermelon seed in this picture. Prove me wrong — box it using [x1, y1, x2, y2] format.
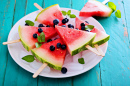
[46, 25, 50, 27]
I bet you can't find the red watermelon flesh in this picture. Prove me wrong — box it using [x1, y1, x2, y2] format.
[31, 38, 67, 70]
[55, 26, 96, 56]
[79, 0, 112, 17]
[35, 4, 64, 26]
[18, 26, 57, 51]
[75, 17, 110, 46]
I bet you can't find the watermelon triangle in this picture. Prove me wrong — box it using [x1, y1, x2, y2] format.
[79, 0, 112, 17]
[75, 17, 110, 46]
[55, 26, 96, 56]
[31, 38, 67, 70]
[18, 26, 57, 51]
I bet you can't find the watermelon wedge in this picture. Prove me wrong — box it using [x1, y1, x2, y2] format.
[18, 26, 57, 51]
[31, 38, 67, 70]
[35, 4, 64, 26]
[75, 17, 110, 46]
[55, 26, 96, 56]
[79, 0, 112, 17]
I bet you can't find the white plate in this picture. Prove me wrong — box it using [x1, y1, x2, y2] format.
[7, 8, 108, 78]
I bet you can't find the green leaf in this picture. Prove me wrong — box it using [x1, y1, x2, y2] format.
[115, 10, 121, 18]
[108, 2, 116, 12]
[25, 20, 34, 26]
[67, 10, 71, 16]
[35, 42, 42, 48]
[85, 25, 94, 31]
[78, 58, 85, 64]
[70, 14, 76, 18]
[22, 55, 35, 62]
[61, 11, 67, 16]
[37, 32, 45, 43]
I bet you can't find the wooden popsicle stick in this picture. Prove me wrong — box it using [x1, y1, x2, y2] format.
[86, 45, 102, 56]
[94, 44, 105, 57]
[3, 39, 21, 45]
[102, 0, 109, 4]
[34, 3, 43, 11]
[33, 63, 48, 78]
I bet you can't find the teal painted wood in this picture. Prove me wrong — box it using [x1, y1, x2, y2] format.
[26, 0, 43, 15]
[38, 1, 72, 86]
[3, 0, 37, 86]
[0, 0, 15, 85]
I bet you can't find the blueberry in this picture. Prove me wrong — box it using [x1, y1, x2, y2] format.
[81, 26, 85, 30]
[62, 25, 66, 27]
[47, 39, 52, 42]
[61, 67, 67, 74]
[81, 23, 85, 27]
[38, 28, 43, 33]
[54, 38, 58, 40]
[33, 33, 37, 38]
[86, 30, 90, 32]
[57, 43, 61, 48]
[25, 23, 29, 26]
[53, 25, 55, 28]
[50, 45, 55, 51]
[65, 18, 69, 23]
[71, 25, 74, 28]
[46, 25, 50, 27]
[68, 24, 72, 28]
[75, 28, 79, 30]
[85, 21, 89, 24]
[38, 24, 45, 27]
[62, 19, 67, 24]
[53, 19, 59, 25]
[61, 45, 66, 50]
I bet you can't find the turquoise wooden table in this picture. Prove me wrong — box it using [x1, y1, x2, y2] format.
[0, 0, 130, 86]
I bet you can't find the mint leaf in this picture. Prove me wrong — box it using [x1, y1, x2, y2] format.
[35, 42, 42, 48]
[67, 10, 71, 16]
[115, 10, 121, 18]
[61, 11, 67, 16]
[25, 20, 34, 26]
[37, 32, 45, 43]
[85, 25, 94, 31]
[70, 14, 76, 18]
[78, 58, 85, 64]
[22, 55, 35, 62]
[108, 2, 116, 12]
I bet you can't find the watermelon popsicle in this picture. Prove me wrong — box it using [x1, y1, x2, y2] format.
[31, 38, 67, 78]
[18, 26, 57, 51]
[75, 17, 110, 56]
[55, 26, 101, 56]
[79, 0, 112, 17]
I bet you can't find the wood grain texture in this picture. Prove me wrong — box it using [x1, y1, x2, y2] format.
[0, 0, 15, 85]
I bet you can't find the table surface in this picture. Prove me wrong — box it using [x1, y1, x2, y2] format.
[0, 0, 130, 86]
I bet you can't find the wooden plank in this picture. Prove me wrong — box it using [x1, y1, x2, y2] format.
[3, 0, 37, 86]
[26, 0, 43, 14]
[38, 0, 72, 86]
[0, 0, 15, 85]
[72, 0, 101, 86]
[96, 0, 130, 86]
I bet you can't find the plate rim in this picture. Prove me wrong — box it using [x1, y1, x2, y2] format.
[7, 8, 108, 78]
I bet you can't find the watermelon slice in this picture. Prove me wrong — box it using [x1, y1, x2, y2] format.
[35, 4, 64, 26]
[75, 17, 110, 46]
[18, 26, 57, 51]
[31, 38, 67, 70]
[79, 0, 112, 17]
[55, 26, 96, 56]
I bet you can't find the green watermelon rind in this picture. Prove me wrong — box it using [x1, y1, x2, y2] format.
[18, 25, 30, 51]
[31, 50, 62, 70]
[71, 33, 96, 56]
[92, 35, 110, 47]
[35, 4, 58, 21]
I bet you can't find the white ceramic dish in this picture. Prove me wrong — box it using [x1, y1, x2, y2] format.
[7, 8, 108, 78]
